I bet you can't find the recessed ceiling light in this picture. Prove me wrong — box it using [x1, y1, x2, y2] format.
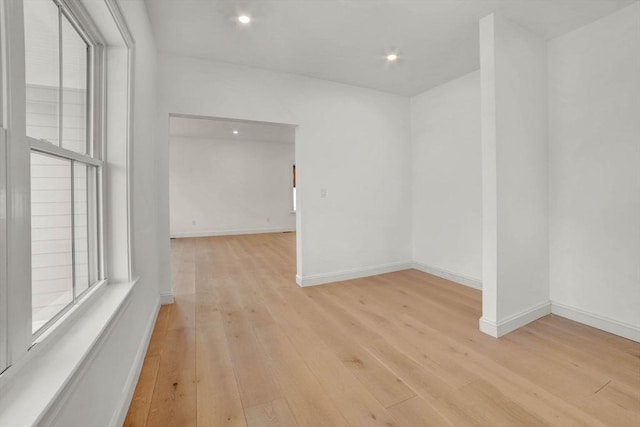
[386, 53, 398, 62]
[232, 130, 239, 135]
[238, 15, 251, 24]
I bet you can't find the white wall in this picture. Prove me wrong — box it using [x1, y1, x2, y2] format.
[170, 136, 295, 237]
[410, 71, 482, 287]
[480, 14, 550, 337]
[45, 1, 164, 424]
[157, 54, 412, 287]
[548, 2, 640, 338]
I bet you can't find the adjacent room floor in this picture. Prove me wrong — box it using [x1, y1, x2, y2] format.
[124, 232, 640, 426]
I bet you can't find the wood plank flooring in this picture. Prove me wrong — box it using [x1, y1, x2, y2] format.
[124, 232, 640, 426]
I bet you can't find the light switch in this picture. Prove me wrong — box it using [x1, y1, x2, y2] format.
[320, 188, 327, 198]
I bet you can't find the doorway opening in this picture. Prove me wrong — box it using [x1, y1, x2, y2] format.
[167, 113, 300, 280]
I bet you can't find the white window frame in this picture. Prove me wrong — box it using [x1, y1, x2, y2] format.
[2, 0, 33, 370]
[0, 0, 8, 373]
[0, 0, 134, 380]
[0, 128, 7, 373]
[27, 0, 106, 340]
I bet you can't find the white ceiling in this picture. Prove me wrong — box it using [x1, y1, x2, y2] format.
[146, 0, 634, 96]
[170, 115, 296, 143]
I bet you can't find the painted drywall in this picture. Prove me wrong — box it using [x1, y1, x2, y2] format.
[410, 71, 482, 286]
[480, 14, 550, 336]
[44, 1, 164, 424]
[170, 136, 295, 236]
[548, 3, 640, 332]
[157, 53, 412, 285]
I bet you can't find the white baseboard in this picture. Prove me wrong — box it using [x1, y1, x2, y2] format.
[109, 298, 161, 427]
[171, 227, 295, 238]
[296, 261, 413, 287]
[478, 317, 498, 337]
[551, 302, 640, 343]
[412, 262, 482, 290]
[159, 292, 174, 305]
[479, 301, 551, 338]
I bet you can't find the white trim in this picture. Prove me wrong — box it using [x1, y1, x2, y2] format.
[0, 0, 4, 129]
[479, 301, 551, 338]
[124, 19, 135, 281]
[159, 292, 174, 305]
[171, 227, 296, 238]
[29, 137, 103, 167]
[0, 280, 137, 427]
[0, 0, 5, 372]
[296, 261, 413, 287]
[32, 279, 108, 347]
[478, 317, 498, 337]
[108, 297, 160, 427]
[412, 262, 482, 290]
[105, 0, 136, 282]
[104, 0, 134, 48]
[102, 33, 132, 283]
[551, 302, 640, 343]
[170, 113, 298, 129]
[0, 129, 6, 371]
[4, 0, 33, 365]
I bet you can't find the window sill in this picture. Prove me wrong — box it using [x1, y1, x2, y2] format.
[0, 279, 138, 426]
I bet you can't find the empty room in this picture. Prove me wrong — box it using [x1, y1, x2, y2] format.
[0, 0, 638, 426]
[168, 116, 297, 239]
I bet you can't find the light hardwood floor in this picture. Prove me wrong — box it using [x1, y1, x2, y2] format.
[124, 232, 640, 426]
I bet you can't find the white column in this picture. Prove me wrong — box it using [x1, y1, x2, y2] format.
[479, 13, 550, 337]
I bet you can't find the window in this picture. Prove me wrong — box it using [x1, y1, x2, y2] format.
[24, 0, 103, 337]
[292, 163, 297, 212]
[0, 0, 134, 390]
[0, 0, 134, 408]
